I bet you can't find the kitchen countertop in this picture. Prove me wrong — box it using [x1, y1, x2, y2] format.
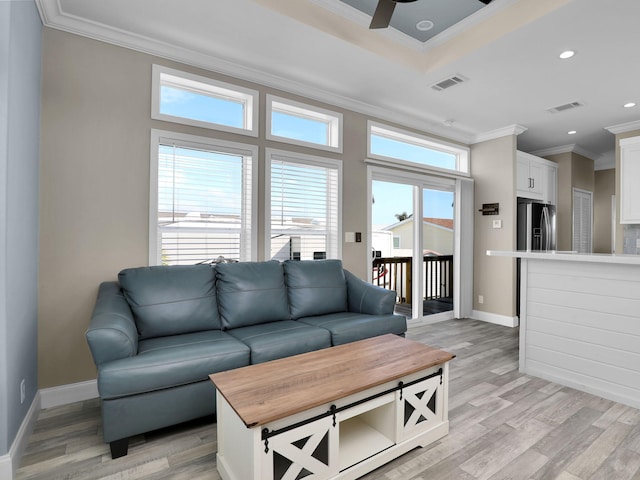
[486, 250, 640, 265]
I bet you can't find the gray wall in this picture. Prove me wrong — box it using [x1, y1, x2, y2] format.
[39, 28, 470, 388]
[544, 151, 595, 251]
[471, 135, 517, 318]
[593, 168, 615, 253]
[0, 0, 41, 455]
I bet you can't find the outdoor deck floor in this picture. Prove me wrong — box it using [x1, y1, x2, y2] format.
[395, 297, 453, 317]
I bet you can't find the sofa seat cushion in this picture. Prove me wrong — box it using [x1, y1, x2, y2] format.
[118, 265, 220, 339]
[298, 312, 407, 346]
[98, 330, 250, 399]
[227, 320, 332, 364]
[216, 261, 290, 329]
[284, 260, 348, 319]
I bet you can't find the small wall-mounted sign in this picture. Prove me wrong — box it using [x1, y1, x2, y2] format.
[478, 203, 499, 215]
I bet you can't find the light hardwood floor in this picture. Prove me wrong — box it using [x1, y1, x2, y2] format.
[15, 319, 640, 480]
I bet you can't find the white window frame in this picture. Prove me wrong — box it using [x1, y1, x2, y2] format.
[366, 121, 470, 176]
[149, 129, 258, 265]
[266, 94, 343, 153]
[151, 64, 259, 137]
[265, 148, 343, 261]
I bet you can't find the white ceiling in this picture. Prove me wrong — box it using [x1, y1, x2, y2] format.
[37, 0, 640, 169]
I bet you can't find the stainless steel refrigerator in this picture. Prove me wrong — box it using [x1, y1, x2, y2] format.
[517, 198, 557, 251]
[516, 198, 557, 316]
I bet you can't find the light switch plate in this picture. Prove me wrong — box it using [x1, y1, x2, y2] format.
[492, 219, 502, 229]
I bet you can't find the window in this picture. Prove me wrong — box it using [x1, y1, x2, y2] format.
[266, 149, 342, 261]
[267, 95, 343, 152]
[150, 130, 257, 265]
[367, 122, 470, 175]
[152, 65, 258, 136]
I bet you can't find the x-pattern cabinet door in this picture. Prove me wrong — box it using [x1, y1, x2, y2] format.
[399, 375, 444, 441]
[262, 416, 338, 480]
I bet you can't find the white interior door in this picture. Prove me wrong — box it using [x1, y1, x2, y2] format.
[573, 188, 593, 253]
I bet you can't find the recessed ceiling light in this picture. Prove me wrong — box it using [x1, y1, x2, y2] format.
[624, 102, 637, 108]
[568, 130, 577, 135]
[416, 20, 434, 31]
[559, 50, 575, 59]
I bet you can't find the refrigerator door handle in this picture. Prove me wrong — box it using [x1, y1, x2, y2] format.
[542, 206, 550, 251]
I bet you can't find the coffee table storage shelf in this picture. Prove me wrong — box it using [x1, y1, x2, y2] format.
[211, 335, 454, 480]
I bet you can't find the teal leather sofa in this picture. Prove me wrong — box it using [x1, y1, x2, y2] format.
[86, 259, 406, 458]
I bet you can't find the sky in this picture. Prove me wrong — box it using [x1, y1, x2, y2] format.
[372, 181, 454, 226]
[160, 85, 455, 227]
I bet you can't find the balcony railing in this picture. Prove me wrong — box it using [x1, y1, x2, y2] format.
[372, 254, 454, 306]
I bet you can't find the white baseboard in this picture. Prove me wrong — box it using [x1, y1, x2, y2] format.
[0, 391, 41, 480]
[0, 454, 11, 480]
[0, 381, 98, 479]
[40, 379, 98, 409]
[471, 310, 519, 328]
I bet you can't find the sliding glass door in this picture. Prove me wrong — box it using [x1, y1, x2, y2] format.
[371, 180, 415, 317]
[369, 168, 456, 320]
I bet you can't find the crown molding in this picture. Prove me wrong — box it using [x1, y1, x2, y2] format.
[530, 143, 601, 163]
[529, 144, 575, 157]
[530, 143, 615, 170]
[472, 124, 527, 144]
[604, 119, 640, 135]
[35, 0, 475, 146]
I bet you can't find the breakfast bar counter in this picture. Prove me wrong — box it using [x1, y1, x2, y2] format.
[487, 250, 640, 410]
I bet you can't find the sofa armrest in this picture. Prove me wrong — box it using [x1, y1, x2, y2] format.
[345, 270, 396, 315]
[86, 281, 139, 367]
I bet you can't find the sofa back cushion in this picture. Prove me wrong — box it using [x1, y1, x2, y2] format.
[216, 261, 290, 329]
[284, 260, 348, 319]
[118, 265, 220, 340]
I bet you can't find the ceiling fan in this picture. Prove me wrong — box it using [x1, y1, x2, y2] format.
[369, 0, 494, 30]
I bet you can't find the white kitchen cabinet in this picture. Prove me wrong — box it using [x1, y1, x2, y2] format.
[620, 136, 640, 223]
[517, 151, 557, 204]
[543, 162, 557, 206]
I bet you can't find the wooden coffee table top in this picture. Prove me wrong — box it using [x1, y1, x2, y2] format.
[209, 334, 455, 428]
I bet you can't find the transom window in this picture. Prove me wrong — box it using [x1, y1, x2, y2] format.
[368, 122, 469, 175]
[266, 149, 342, 261]
[150, 130, 257, 265]
[267, 95, 343, 152]
[152, 65, 258, 136]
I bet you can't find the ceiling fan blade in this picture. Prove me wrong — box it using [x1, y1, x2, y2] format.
[370, 0, 397, 29]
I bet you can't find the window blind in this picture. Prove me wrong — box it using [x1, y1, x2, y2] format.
[157, 143, 252, 264]
[269, 156, 339, 261]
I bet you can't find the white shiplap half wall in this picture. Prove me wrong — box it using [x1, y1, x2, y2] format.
[520, 259, 640, 410]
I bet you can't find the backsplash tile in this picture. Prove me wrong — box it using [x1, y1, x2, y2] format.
[623, 224, 640, 254]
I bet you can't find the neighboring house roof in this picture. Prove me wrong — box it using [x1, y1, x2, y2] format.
[383, 217, 454, 231]
[423, 217, 454, 230]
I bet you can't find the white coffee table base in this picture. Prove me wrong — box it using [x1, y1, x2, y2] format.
[216, 363, 450, 480]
